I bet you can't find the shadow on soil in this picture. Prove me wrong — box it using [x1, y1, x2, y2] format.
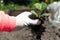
[28, 17, 46, 40]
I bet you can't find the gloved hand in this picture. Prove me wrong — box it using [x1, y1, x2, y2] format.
[0, 11, 40, 31]
[15, 11, 40, 27]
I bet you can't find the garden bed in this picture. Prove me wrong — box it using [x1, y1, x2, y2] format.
[0, 8, 60, 40]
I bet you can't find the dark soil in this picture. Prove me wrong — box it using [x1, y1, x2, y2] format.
[1, 8, 60, 40]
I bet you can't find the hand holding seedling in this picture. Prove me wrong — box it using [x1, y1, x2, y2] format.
[16, 12, 40, 27]
[0, 11, 40, 32]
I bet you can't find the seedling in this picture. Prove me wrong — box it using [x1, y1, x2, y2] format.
[31, 2, 49, 18]
[34, 2, 47, 11]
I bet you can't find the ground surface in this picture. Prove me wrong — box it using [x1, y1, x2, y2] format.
[1, 8, 60, 40]
[0, 19, 60, 40]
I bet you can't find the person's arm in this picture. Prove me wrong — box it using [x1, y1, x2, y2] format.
[0, 11, 40, 32]
[0, 11, 16, 32]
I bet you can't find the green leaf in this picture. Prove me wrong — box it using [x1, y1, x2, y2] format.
[34, 3, 42, 10]
[41, 13, 49, 17]
[34, 2, 47, 10]
[31, 10, 38, 17]
[41, 2, 47, 10]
